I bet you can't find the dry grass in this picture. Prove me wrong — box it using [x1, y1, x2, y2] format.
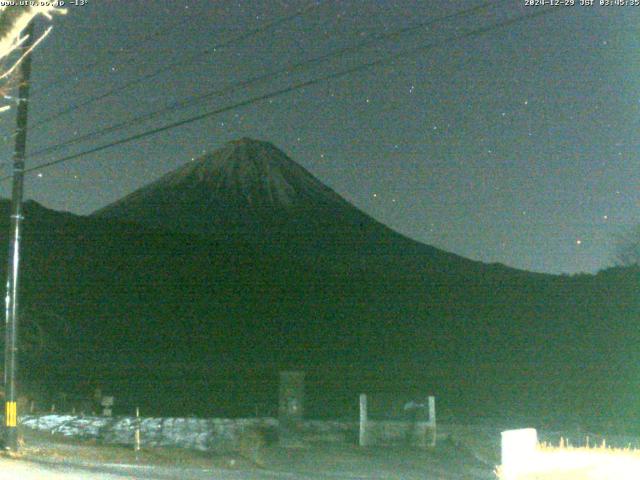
[496, 437, 640, 479]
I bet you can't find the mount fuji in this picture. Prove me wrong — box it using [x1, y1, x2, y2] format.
[0, 138, 634, 422]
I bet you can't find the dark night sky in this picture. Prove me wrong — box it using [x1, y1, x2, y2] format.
[0, 0, 637, 274]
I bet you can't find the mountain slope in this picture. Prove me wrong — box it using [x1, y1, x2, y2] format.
[92, 138, 472, 266]
[0, 140, 635, 425]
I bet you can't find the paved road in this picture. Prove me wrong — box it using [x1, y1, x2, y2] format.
[0, 458, 280, 480]
[0, 456, 494, 480]
[1, 433, 497, 480]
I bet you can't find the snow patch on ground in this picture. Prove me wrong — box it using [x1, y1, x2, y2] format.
[21, 415, 278, 452]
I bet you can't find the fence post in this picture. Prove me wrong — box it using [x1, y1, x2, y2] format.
[134, 407, 141, 453]
[359, 393, 368, 447]
[428, 396, 436, 447]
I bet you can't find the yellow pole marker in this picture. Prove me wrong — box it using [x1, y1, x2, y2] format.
[5, 401, 17, 427]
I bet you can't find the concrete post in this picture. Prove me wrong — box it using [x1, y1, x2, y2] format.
[359, 393, 368, 447]
[428, 396, 436, 447]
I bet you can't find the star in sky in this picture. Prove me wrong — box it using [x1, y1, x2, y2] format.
[1, 0, 634, 275]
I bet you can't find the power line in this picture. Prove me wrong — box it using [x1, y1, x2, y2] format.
[3, 7, 559, 182]
[29, 1, 326, 129]
[27, 1, 495, 160]
[18, 7, 558, 177]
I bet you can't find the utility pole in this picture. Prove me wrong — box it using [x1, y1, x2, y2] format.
[4, 20, 35, 453]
